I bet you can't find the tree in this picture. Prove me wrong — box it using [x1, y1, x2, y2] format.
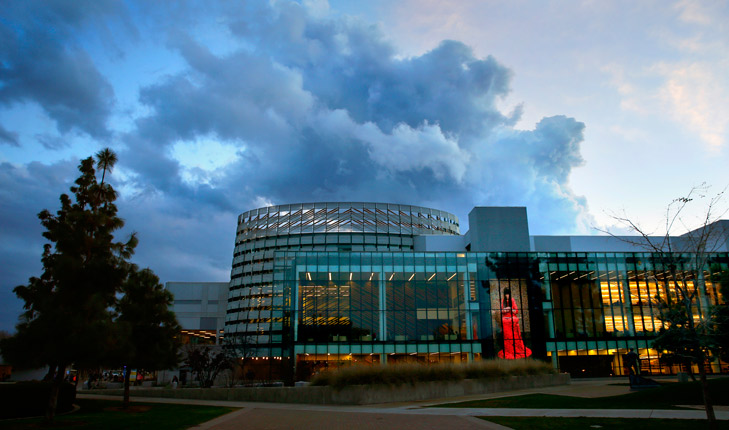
[95, 147, 117, 187]
[224, 335, 257, 385]
[183, 346, 231, 388]
[0, 245, 60, 375]
[0, 149, 172, 422]
[114, 266, 181, 408]
[604, 185, 728, 428]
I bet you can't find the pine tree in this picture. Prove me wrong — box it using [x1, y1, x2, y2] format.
[114, 266, 181, 408]
[1, 150, 136, 421]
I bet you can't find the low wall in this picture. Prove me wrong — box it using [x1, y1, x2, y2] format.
[83, 373, 570, 405]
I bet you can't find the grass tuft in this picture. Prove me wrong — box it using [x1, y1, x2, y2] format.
[309, 359, 555, 389]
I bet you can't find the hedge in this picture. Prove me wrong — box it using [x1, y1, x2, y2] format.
[0, 382, 76, 419]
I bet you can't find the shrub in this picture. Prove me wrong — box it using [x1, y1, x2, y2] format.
[0, 381, 76, 419]
[310, 358, 554, 388]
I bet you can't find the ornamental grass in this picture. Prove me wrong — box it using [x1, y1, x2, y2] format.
[309, 358, 555, 389]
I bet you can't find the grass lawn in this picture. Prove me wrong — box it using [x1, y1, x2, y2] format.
[0, 398, 236, 430]
[432, 377, 729, 409]
[481, 416, 729, 430]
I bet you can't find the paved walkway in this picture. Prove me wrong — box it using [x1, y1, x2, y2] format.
[78, 378, 729, 430]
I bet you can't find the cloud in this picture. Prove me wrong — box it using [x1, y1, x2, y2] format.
[0, 125, 19, 146]
[598, 2, 729, 151]
[674, 0, 712, 25]
[357, 121, 470, 182]
[604, 59, 728, 150]
[655, 62, 728, 149]
[465, 115, 587, 233]
[0, 0, 123, 139]
[0, 1, 592, 330]
[310, 109, 470, 182]
[118, 2, 586, 234]
[36, 134, 71, 151]
[0, 159, 80, 330]
[117, 191, 236, 283]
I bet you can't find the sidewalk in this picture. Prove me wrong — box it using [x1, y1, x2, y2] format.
[77, 393, 729, 420]
[77, 378, 729, 429]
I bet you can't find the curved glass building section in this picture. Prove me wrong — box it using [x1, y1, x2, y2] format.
[226, 202, 460, 355]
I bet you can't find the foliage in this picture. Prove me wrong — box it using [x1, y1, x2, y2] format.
[0, 398, 236, 430]
[309, 359, 554, 389]
[0, 149, 177, 421]
[115, 266, 181, 369]
[114, 266, 181, 407]
[2, 155, 135, 368]
[183, 346, 231, 388]
[0, 152, 135, 421]
[0, 382, 76, 419]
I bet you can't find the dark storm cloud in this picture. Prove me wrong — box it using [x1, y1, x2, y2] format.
[0, 0, 124, 139]
[121, 1, 587, 233]
[468, 115, 587, 233]
[229, 3, 514, 136]
[118, 192, 235, 283]
[0, 125, 19, 146]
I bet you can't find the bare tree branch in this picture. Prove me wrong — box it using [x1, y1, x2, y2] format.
[600, 184, 728, 427]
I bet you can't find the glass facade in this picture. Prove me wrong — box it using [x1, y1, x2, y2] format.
[226, 203, 460, 354]
[270, 251, 729, 379]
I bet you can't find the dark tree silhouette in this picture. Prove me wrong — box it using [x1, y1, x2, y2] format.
[0, 149, 176, 421]
[183, 346, 231, 388]
[114, 266, 181, 408]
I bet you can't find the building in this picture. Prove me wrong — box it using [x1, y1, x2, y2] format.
[165, 282, 229, 345]
[170, 203, 729, 379]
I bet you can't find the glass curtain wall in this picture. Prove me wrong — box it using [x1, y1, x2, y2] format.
[541, 252, 729, 377]
[274, 252, 479, 379]
[228, 202, 459, 363]
[273, 251, 729, 380]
